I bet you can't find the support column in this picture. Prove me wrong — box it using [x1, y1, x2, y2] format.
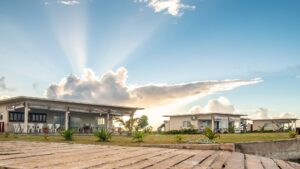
[211, 115, 215, 131]
[106, 110, 110, 130]
[24, 102, 28, 133]
[65, 109, 70, 130]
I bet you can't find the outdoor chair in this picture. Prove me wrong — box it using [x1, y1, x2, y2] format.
[48, 124, 53, 133]
[19, 123, 24, 133]
[28, 123, 35, 133]
[13, 123, 20, 133]
[37, 123, 43, 133]
[54, 124, 60, 133]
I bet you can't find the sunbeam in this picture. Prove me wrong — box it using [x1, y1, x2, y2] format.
[46, 2, 88, 74]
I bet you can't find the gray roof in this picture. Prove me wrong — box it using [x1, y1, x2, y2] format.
[0, 96, 143, 111]
[163, 112, 247, 117]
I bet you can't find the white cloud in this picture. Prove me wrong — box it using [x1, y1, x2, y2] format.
[45, 67, 262, 108]
[57, 0, 80, 5]
[188, 97, 236, 114]
[247, 107, 297, 119]
[137, 0, 196, 16]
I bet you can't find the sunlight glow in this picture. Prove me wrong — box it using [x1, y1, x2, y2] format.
[46, 3, 88, 74]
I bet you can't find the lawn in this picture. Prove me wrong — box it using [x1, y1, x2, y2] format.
[0, 132, 297, 146]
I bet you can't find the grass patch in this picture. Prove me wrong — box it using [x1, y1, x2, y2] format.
[0, 132, 297, 146]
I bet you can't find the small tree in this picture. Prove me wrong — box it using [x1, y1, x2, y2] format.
[137, 115, 149, 129]
[203, 127, 219, 141]
[115, 113, 139, 136]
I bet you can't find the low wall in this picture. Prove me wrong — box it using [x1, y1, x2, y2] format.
[235, 138, 300, 160]
[143, 143, 235, 152]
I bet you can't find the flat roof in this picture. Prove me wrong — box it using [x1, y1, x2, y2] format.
[0, 96, 143, 111]
[252, 118, 299, 121]
[163, 112, 247, 117]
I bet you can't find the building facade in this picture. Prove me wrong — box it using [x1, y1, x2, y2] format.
[163, 113, 246, 132]
[0, 96, 142, 134]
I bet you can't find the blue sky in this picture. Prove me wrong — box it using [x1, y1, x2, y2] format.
[0, 0, 300, 125]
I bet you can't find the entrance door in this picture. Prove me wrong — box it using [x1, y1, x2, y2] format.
[0, 122, 4, 133]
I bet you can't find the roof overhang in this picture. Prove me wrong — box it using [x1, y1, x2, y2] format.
[0, 96, 143, 115]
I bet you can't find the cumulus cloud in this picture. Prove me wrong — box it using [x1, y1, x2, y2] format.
[247, 107, 297, 119]
[188, 97, 236, 114]
[45, 67, 262, 108]
[137, 0, 196, 16]
[57, 0, 80, 5]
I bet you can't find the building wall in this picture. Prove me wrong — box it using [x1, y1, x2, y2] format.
[164, 121, 170, 131]
[4, 108, 111, 132]
[0, 105, 8, 132]
[169, 116, 198, 130]
[253, 120, 278, 131]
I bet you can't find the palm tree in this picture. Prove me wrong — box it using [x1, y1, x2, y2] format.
[115, 113, 139, 136]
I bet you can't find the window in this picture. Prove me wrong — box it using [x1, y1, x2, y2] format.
[28, 113, 47, 123]
[9, 112, 47, 123]
[9, 112, 24, 122]
[98, 117, 105, 125]
[183, 121, 191, 128]
[0, 112, 3, 120]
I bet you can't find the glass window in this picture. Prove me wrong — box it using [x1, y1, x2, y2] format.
[0, 113, 3, 120]
[183, 121, 191, 128]
[98, 117, 105, 125]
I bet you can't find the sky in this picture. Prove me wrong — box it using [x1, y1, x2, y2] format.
[0, 0, 300, 127]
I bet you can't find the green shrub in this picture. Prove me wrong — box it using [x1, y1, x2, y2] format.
[228, 124, 235, 133]
[288, 131, 297, 138]
[60, 129, 74, 141]
[175, 135, 183, 143]
[203, 127, 219, 141]
[164, 129, 200, 135]
[4, 132, 10, 138]
[94, 128, 112, 142]
[132, 131, 145, 142]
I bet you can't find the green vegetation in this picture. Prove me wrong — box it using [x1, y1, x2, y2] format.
[116, 114, 152, 136]
[164, 129, 200, 135]
[0, 132, 297, 146]
[60, 129, 74, 141]
[203, 127, 219, 141]
[132, 131, 145, 142]
[228, 124, 235, 133]
[175, 135, 183, 143]
[94, 128, 112, 142]
[288, 131, 297, 138]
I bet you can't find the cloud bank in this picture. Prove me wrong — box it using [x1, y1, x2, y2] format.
[188, 97, 236, 114]
[137, 0, 196, 16]
[248, 107, 297, 119]
[46, 67, 262, 107]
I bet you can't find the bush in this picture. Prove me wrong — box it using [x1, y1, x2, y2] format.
[203, 127, 219, 141]
[228, 124, 235, 133]
[175, 135, 183, 143]
[60, 129, 74, 141]
[94, 128, 112, 142]
[288, 131, 297, 138]
[164, 129, 200, 135]
[132, 131, 145, 142]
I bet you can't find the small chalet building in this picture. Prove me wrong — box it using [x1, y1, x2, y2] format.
[163, 112, 247, 132]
